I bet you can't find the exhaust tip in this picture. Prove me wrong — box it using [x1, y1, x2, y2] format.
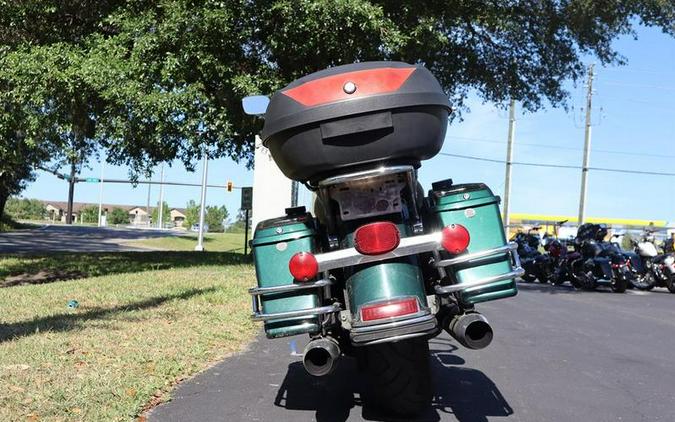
[463, 318, 493, 350]
[445, 312, 494, 350]
[302, 337, 340, 377]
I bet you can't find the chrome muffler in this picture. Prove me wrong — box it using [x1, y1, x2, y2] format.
[445, 312, 493, 350]
[302, 336, 341, 377]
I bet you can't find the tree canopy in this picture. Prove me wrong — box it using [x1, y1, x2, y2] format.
[0, 0, 673, 216]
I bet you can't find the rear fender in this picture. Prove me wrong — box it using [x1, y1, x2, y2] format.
[345, 256, 428, 324]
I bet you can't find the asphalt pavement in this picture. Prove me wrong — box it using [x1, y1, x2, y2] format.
[0, 224, 180, 253]
[149, 284, 675, 422]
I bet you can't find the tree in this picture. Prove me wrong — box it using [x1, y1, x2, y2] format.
[79, 206, 99, 224]
[184, 200, 200, 229]
[205, 205, 229, 233]
[4, 198, 46, 220]
[108, 207, 129, 225]
[151, 201, 171, 228]
[1, 0, 673, 220]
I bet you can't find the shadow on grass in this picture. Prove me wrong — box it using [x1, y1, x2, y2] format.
[0, 287, 217, 343]
[1, 251, 251, 287]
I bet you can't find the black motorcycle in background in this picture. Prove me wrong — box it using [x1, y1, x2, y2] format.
[512, 228, 551, 283]
[568, 224, 628, 293]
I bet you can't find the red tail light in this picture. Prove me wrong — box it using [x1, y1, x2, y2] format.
[360, 297, 420, 322]
[354, 222, 400, 255]
[289, 252, 318, 281]
[441, 224, 470, 254]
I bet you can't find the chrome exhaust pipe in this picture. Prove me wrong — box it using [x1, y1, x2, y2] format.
[302, 336, 340, 377]
[445, 312, 493, 350]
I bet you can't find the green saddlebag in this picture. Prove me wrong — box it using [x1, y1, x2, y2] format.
[252, 213, 321, 338]
[430, 183, 517, 304]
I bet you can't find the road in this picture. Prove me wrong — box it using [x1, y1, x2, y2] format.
[0, 224, 180, 253]
[150, 284, 675, 422]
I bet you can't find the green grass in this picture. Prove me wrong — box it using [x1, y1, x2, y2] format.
[128, 232, 249, 252]
[0, 255, 259, 421]
[0, 215, 36, 232]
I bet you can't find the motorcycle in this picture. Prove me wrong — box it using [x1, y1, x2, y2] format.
[568, 224, 628, 293]
[625, 231, 675, 293]
[243, 62, 523, 416]
[511, 228, 551, 283]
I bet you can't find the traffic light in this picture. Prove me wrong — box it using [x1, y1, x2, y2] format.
[227, 181, 233, 192]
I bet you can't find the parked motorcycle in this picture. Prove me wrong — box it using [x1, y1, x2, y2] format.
[244, 62, 523, 416]
[511, 228, 550, 283]
[625, 231, 675, 292]
[568, 224, 628, 293]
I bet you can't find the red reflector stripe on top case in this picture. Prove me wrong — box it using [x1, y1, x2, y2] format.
[282, 67, 415, 107]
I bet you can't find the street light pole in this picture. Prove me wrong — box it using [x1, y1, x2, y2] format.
[195, 152, 209, 251]
[97, 158, 105, 227]
[158, 163, 165, 229]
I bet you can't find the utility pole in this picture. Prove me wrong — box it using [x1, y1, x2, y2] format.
[66, 161, 76, 224]
[577, 64, 595, 226]
[157, 163, 165, 229]
[503, 98, 516, 232]
[195, 152, 209, 251]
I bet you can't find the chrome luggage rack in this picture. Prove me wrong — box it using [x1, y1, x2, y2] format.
[249, 241, 524, 322]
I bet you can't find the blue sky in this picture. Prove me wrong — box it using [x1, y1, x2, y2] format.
[22, 25, 674, 223]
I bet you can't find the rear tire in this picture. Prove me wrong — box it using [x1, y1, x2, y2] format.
[666, 274, 675, 293]
[359, 337, 432, 416]
[611, 269, 628, 293]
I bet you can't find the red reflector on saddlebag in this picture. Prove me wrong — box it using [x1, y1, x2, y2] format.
[289, 252, 319, 281]
[354, 222, 400, 255]
[361, 297, 420, 322]
[441, 224, 470, 254]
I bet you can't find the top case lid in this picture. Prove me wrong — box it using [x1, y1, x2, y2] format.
[261, 61, 451, 143]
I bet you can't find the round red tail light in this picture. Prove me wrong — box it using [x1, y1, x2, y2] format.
[354, 222, 401, 255]
[289, 252, 319, 281]
[441, 224, 470, 254]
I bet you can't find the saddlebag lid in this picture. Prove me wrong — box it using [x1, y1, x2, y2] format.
[431, 183, 501, 211]
[252, 213, 316, 246]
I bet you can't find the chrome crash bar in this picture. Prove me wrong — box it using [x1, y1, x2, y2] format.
[434, 242, 525, 295]
[249, 279, 341, 322]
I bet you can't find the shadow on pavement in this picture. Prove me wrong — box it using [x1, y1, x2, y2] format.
[274, 338, 513, 422]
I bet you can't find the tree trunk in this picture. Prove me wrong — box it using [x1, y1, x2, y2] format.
[0, 189, 8, 220]
[66, 162, 76, 224]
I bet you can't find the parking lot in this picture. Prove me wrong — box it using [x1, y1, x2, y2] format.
[149, 283, 675, 422]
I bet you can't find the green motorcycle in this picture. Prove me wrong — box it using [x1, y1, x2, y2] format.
[246, 61, 523, 416]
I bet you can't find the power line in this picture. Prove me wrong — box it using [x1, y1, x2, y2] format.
[596, 80, 675, 92]
[438, 152, 675, 177]
[445, 136, 675, 159]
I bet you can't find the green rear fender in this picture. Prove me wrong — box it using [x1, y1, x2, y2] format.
[346, 256, 428, 321]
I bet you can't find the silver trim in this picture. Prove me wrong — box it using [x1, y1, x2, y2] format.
[351, 312, 434, 332]
[248, 279, 333, 295]
[351, 313, 438, 345]
[434, 243, 518, 268]
[251, 303, 341, 322]
[316, 232, 442, 272]
[355, 331, 433, 346]
[317, 165, 415, 187]
[434, 268, 525, 295]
